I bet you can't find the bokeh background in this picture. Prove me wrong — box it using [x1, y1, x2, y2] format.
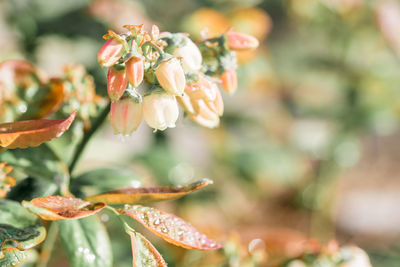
[1, 0, 400, 266]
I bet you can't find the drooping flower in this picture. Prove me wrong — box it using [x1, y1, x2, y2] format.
[110, 98, 143, 135]
[155, 58, 186, 96]
[173, 35, 203, 72]
[107, 67, 128, 101]
[178, 75, 223, 128]
[143, 92, 179, 131]
[126, 56, 144, 87]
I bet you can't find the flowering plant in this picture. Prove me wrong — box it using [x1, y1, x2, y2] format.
[0, 24, 258, 266]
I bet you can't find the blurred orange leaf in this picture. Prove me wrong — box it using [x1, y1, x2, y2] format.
[22, 196, 105, 221]
[36, 78, 66, 119]
[85, 178, 213, 204]
[0, 111, 76, 149]
[120, 205, 222, 250]
[127, 229, 167, 267]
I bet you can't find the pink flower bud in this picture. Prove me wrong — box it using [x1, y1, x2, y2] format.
[226, 31, 259, 51]
[107, 67, 128, 101]
[220, 69, 238, 94]
[110, 98, 143, 135]
[126, 56, 144, 87]
[173, 35, 202, 71]
[155, 58, 186, 96]
[143, 93, 179, 131]
[98, 39, 125, 67]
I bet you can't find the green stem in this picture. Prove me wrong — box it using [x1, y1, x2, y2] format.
[68, 102, 111, 174]
[36, 223, 58, 267]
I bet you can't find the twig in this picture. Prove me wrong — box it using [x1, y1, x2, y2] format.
[68, 102, 111, 174]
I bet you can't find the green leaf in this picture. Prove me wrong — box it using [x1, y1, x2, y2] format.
[0, 199, 46, 265]
[48, 120, 85, 165]
[127, 229, 167, 267]
[0, 249, 26, 267]
[6, 177, 57, 202]
[71, 167, 141, 198]
[57, 216, 112, 267]
[0, 144, 70, 194]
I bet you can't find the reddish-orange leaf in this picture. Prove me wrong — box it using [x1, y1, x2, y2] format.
[120, 205, 223, 250]
[85, 178, 213, 204]
[127, 229, 167, 267]
[0, 111, 76, 149]
[22, 196, 105, 221]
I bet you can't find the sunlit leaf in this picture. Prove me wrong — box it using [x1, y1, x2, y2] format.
[85, 178, 212, 204]
[22, 196, 105, 221]
[120, 205, 222, 250]
[127, 229, 167, 267]
[58, 216, 112, 267]
[0, 111, 76, 149]
[0, 249, 26, 267]
[0, 144, 70, 195]
[0, 199, 46, 265]
[71, 167, 142, 198]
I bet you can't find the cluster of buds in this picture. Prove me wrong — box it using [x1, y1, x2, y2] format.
[53, 65, 106, 130]
[97, 24, 258, 135]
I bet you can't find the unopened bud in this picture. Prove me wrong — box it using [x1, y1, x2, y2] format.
[220, 69, 238, 94]
[126, 56, 144, 87]
[173, 35, 203, 71]
[226, 31, 259, 51]
[143, 92, 179, 131]
[110, 98, 143, 135]
[98, 39, 125, 67]
[155, 58, 186, 96]
[107, 67, 128, 101]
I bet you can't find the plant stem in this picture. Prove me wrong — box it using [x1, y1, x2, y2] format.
[68, 102, 111, 174]
[36, 223, 58, 267]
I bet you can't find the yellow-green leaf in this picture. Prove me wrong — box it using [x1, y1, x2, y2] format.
[85, 178, 212, 204]
[127, 229, 167, 267]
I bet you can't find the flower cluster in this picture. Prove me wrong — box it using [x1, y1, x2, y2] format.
[98, 24, 258, 135]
